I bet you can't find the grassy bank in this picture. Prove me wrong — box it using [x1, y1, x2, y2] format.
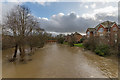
[63, 42, 84, 48]
[74, 43, 84, 48]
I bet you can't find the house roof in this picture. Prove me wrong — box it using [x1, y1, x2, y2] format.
[74, 32, 82, 35]
[95, 21, 115, 30]
[87, 28, 96, 32]
[118, 25, 120, 28]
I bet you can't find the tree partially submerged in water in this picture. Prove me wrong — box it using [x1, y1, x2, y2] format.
[2, 5, 45, 62]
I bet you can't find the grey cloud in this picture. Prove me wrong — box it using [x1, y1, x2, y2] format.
[95, 13, 118, 22]
[39, 12, 117, 33]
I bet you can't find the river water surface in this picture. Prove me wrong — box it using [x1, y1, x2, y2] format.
[2, 43, 118, 78]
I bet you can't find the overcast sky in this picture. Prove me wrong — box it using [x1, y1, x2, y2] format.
[1, 0, 119, 35]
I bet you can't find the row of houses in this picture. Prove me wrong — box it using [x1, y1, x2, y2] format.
[86, 21, 120, 46]
[64, 21, 120, 46]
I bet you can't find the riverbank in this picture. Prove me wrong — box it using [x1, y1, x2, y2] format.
[83, 49, 118, 78]
[62, 42, 118, 78]
[71, 46, 118, 78]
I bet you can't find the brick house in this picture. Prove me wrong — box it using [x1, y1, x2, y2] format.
[86, 21, 120, 45]
[64, 35, 72, 42]
[73, 32, 83, 42]
[86, 28, 96, 38]
[118, 25, 120, 43]
[65, 32, 83, 43]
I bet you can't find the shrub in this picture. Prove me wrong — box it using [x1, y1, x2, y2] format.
[79, 38, 85, 43]
[94, 49, 101, 55]
[83, 38, 97, 51]
[118, 43, 120, 55]
[95, 44, 110, 56]
[69, 42, 74, 47]
[83, 42, 91, 50]
[57, 37, 65, 44]
[99, 52, 105, 56]
[109, 46, 119, 55]
[2, 35, 15, 49]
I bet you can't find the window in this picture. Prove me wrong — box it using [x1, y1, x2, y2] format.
[115, 33, 117, 38]
[87, 31, 90, 35]
[100, 33, 103, 36]
[87, 31, 90, 38]
[93, 31, 96, 36]
[113, 27, 117, 31]
[98, 28, 104, 32]
[115, 40, 117, 43]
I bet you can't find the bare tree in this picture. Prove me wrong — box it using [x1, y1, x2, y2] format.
[26, 27, 45, 53]
[3, 5, 42, 61]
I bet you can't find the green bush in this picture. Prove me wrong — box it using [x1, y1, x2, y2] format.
[94, 49, 101, 55]
[57, 37, 65, 44]
[95, 44, 110, 56]
[99, 52, 105, 56]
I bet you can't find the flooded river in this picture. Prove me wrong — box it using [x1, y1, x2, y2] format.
[2, 43, 118, 78]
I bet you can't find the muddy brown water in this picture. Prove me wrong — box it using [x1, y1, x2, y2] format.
[2, 43, 118, 78]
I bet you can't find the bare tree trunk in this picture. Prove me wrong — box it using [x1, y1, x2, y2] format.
[19, 45, 22, 56]
[22, 46, 25, 59]
[13, 44, 18, 59]
[30, 46, 32, 52]
[9, 44, 18, 62]
[19, 45, 25, 61]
